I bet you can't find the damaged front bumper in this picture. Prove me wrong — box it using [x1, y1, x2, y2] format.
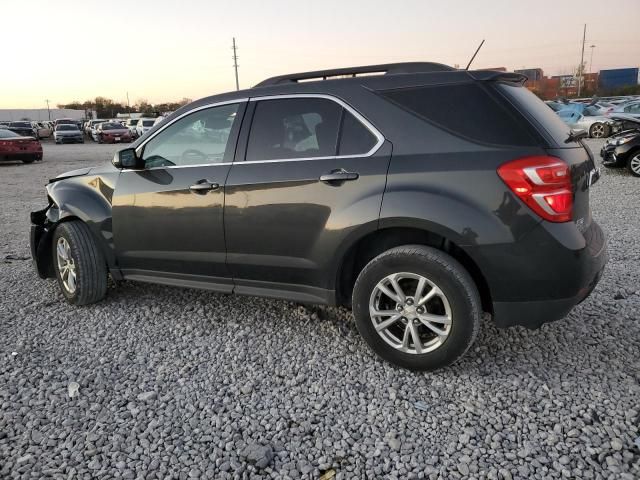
[30, 206, 56, 279]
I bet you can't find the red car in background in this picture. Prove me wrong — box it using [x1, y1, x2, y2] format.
[0, 129, 42, 163]
[95, 122, 132, 144]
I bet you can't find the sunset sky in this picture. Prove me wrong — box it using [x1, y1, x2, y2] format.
[1, 0, 638, 109]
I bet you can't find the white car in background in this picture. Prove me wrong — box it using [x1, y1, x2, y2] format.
[32, 121, 52, 139]
[125, 118, 140, 138]
[135, 118, 156, 138]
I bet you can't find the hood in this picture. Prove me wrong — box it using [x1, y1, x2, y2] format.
[609, 113, 640, 126]
[50, 163, 119, 183]
[53, 167, 93, 181]
[55, 130, 82, 135]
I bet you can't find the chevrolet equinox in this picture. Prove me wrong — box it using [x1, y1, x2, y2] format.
[30, 63, 607, 370]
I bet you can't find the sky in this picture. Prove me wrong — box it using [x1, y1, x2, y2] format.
[1, 0, 638, 109]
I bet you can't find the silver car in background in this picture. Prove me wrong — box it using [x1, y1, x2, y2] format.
[53, 124, 84, 144]
[557, 109, 615, 138]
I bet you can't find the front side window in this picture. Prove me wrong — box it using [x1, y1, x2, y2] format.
[246, 98, 342, 161]
[142, 103, 241, 168]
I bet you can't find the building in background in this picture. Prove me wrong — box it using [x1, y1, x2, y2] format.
[0, 108, 92, 122]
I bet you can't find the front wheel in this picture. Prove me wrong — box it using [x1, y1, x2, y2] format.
[352, 245, 481, 371]
[589, 123, 609, 138]
[52, 221, 108, 305]
[628, 152, 640, 177]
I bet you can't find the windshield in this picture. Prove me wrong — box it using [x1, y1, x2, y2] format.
[583, 106, 601, 116]
[142, 120, 155, 126]
[0, 129, 20, 138]
[57, 125, 79, 131]
[102, 123, 124, 130]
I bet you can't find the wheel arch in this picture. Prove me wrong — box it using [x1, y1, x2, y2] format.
[36, 177, 118, 278]
[335, 225, 493, 315]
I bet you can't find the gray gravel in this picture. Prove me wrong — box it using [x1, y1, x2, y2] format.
[1, 139, 639, 479]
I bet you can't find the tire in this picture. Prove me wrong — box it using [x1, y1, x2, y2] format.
[589, 123, 609, 139]
[627, 152, 640, 177]
[352, 245, 481, 371]
[22, 159, 35, 164]
[52, 221, 108, 305]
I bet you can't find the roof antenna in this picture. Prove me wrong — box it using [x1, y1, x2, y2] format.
[465, 39, 485, 70]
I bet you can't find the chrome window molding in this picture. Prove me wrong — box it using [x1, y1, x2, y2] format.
[128, 93, 385, 171]
[245, 93, 385, 163]
[134, 98, 249, 158]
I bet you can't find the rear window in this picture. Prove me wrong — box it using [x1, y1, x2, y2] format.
[379, 83, 537, 146]
[10, 122, 31, 128]
[0, 129, 20, 138]
[498, 84, 572, 146]
[142, 120, 155, 126]
[57, 125, 79, 131]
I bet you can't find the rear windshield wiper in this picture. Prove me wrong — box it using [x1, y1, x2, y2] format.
[565, 129, 588, 144]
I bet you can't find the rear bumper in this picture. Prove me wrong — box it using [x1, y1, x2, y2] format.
[56, 136, 83, 143]
[469, 219, 608, 329]
[0, 151, 43, 161]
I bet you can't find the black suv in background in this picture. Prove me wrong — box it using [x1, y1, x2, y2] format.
[30, 63, 606, 370]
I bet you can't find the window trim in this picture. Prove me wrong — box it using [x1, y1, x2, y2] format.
[134, 99, 249, 168]
[240, 93, 384, 164]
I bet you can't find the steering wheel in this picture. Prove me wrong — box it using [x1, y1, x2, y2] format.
[182, 149, 207, 164]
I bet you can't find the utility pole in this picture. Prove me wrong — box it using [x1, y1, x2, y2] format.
[126, 92, 131, 113]
[45, 99, 51, 121]
[589, 44, 596, 74]
[232, 37, 239, 91]
[577, 24, 586, 97]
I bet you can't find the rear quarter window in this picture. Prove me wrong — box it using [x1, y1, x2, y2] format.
[379, 83, 539, 147]
[497, 83, 572, 147]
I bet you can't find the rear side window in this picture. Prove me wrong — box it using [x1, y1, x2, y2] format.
[338, 110, 378, 155]
[379, 83, 537, 146]
[247, 98, 342, 161]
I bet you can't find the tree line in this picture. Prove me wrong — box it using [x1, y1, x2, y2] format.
[57, 97, 193, 119]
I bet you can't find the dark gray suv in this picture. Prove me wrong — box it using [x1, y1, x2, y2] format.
[30, 63, 607, 370]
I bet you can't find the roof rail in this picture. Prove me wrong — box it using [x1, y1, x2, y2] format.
[255, 62, 456, 87]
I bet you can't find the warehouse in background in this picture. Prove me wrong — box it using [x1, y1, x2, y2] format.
[0, 108, 93, 122]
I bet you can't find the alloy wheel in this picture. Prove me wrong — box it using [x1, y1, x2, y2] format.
[591, 123, 606, 138]
[630, 154, 640, 175]
[369, 272, 452, 354]
[56, 237, 77, 294]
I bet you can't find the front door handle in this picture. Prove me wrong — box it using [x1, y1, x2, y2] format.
[319, 169, 359, 184]
[189, 180, 220, 193]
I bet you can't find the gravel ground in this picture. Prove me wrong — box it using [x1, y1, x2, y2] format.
[1, 138, 639, 479]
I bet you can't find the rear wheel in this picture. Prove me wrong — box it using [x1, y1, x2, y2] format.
[52, 221, 108, 305]
[628, 152, 640, 177]
[352, 245, 481, 371]
[589, 123, 609, 138]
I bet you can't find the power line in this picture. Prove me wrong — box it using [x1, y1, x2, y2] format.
[232, 37, 239, 91]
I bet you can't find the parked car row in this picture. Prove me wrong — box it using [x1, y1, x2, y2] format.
[548, 96, 640, 139]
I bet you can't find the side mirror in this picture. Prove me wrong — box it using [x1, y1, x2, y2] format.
[112, 148, 143, 169]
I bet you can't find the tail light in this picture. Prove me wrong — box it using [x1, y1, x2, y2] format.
[497, 156, 573, 223]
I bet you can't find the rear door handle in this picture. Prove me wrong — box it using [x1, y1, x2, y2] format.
[189, 180, 220, 193]
[319, 169, 359, 184]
